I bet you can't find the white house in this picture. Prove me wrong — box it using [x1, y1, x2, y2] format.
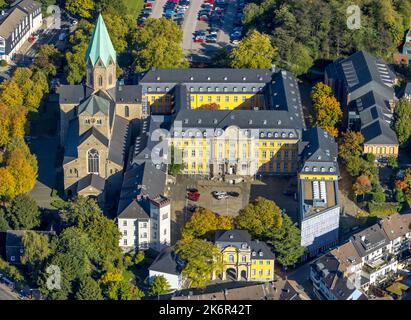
[148, 247, 184, 292]
[0, 0, 42, 62]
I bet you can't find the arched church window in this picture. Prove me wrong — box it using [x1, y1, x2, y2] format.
[87, 149, 99, 174]
[125, 105, 129, 118]
[109, 74, 113, 85]
[98, 75, 103, 87]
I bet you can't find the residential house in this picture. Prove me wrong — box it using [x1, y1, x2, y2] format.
[5, 230, 55, 265]
[0, 0, 42, 62]
[171, 279, 310, 300]
[148, 246, 185, 291]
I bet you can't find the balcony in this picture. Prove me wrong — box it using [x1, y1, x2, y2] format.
[362, 253, 396, 274]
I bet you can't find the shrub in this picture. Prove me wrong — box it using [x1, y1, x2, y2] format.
[0, 257, 25, 284]
[364, 153, 376, 163]
[0, 60, 7, 67]
[368, 202, 400, 216]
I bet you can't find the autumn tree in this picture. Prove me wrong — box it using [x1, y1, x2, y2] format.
[236, 197, 283, 238]
[352, 175, 372, 201]
[229, 29, 276, 69]
[33, 44, 62, 77]
[182, 208, 233, 240]
[176, 239, 223, 288]
[132, 18, 189, 72]
[65, 0, 95, 19]
[311, 82, 342, 137]
[395, 97, 411, 146]
[103, 13, 135, 55]
[339, 131, 365, 176]
[0, 104, 26, 146]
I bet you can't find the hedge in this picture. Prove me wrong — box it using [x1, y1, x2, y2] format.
[368, 201, 400, 217]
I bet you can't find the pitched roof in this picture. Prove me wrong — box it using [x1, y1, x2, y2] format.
[0, 7, 27, 38]
[85, 14, 117, 67]
[351, 224, 389, 258]
[57, 85, 94, 104]
[108, 115, 129, 166]
[250, 240, 275, 260]
[214, 229, 252, 244]
[78, 94, 111, 116]
[379, 213, 411, 241]
[76, 174, 106, 193]
[300, 127, 339, 175]
[149, 246, 184, 275]
[79, 127, 109, 147]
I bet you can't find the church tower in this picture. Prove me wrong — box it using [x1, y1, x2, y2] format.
[85, 14, 117, 91]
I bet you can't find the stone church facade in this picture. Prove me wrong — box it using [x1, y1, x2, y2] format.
[57, 14, 143, 206]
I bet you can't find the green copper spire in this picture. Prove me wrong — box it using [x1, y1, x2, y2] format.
[86, 14, 117, 67]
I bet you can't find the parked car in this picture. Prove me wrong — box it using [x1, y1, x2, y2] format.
[228, 191, 240, 197]
[187, 191, 200, 201]
[206, 35, 217, 43]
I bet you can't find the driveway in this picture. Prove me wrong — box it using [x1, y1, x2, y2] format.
[150, 0, 168, 18]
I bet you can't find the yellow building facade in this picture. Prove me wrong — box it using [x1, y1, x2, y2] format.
[214, 230, 275, 282]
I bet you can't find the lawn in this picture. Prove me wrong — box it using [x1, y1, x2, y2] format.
[123, 0, 145, 18]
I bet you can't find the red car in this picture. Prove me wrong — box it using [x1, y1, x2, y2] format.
[205, 0, 215, 4]
[145, 3, 153, 8]
[187, 191, 200, 201]
[194, 36, 205, 43]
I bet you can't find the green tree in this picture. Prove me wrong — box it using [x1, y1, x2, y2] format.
[134, 250, 145, 265]
[75, 276, 104, 300]
[229, 29, 276, 69]
[65, 0, 95, 18]
[6, 194, 40, 230]
[236, 197, 283, 238]
[168, 145, 184, 177]
[387, 155, 398, 169]
[103, 13, 135, 54]
[132, 18, 189, 72]
[282, 42, 313, 75]
[182, 208, 233, 240]
[33, 44, 61, 77]
[65, 21, 94, 84]
[394, 97, 411, 146]
[0, 209, 10, 231]
[21, 231, 52, 266]
[270, 215, 304, 267]
[372, 183, 386, 203]
[149, 275, 171, 296]
[176, 239, 223, 288]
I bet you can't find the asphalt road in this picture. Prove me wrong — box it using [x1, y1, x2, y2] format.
[0, 285, 17, 300]
[151, 0, 169, 19]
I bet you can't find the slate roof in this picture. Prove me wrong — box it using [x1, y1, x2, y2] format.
[326, 51, 395, 98]
[214, 229, 252, 244]
[361, 119, 398, 145]
[300, 127, 339, 175]
[140, 68, 274, 84]
[117, 161, 167, 220]
[79, 127, 109, 147]
[250, 240, 275, 260]
[85, 14, 117, 67]
[149, 246, 184, 275]
[351, 224, 389, 258]
[113, 84, 142, 104]
[76, 174, 106, 193]
[108, 115, 129, 166]
[64, 119, 79, 164]
[57, 85, 94, 104]
[78, 94, 111, 116]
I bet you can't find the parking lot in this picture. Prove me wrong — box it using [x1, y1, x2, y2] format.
[168, 175, 251, 243]
[139, 0, 246, 62]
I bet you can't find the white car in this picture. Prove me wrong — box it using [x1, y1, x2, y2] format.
[217, 194, 229, 200]
[231, 39, 240, 45]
